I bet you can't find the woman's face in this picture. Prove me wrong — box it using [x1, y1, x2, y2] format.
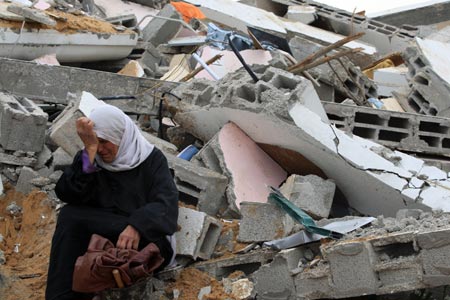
[97, 138, 119, 163]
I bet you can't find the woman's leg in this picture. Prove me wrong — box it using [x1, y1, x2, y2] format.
[45, 205, 129, 300]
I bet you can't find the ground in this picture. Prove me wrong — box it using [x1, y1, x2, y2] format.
[0, 184, 56, 300]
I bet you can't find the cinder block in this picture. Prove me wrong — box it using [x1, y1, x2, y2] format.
[417, 229, 450, 286]
[322, 241, 378, 297]
[193, 249, 276, 279]
[280, 174, 335, 219]
[48, 100, 84, 157]
[167, 155, 228, 216]
[402, 40, 450, 117]
[141, 4, 182, 46]
[295, 264, 331, 299]
[237, 202, 292, 243]
[175, 207, 222, 260]
[0, 93, 47, 152]
[323, 101, 450, 156]
[310, 1, 418, 55]
[49, 92, 105, 157]
[252, 248, 303, 300]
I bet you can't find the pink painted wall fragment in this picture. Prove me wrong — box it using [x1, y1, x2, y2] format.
[218, 122, 287, 208]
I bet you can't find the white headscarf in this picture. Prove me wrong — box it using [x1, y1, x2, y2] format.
[89, 104, 154, 172]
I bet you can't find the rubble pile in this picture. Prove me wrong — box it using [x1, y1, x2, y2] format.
[2, 0, 450, 299]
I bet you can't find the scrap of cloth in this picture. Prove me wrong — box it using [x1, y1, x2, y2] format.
[72, 234, 164, 293]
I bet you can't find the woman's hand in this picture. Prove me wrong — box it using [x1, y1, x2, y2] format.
[117, 225, 141, 250]
[76, 117, 98, 163]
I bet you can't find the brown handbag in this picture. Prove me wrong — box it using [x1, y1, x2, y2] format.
[72, 234, 164, 293]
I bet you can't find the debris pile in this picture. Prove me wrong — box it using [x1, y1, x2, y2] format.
[2, 0, 450, 299]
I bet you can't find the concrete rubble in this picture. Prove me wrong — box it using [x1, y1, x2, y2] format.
[2, 0, 450, 300]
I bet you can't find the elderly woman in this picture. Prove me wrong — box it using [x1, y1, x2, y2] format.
[45, 104, 179, 300]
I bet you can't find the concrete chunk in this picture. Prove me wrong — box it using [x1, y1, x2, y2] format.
[237, 202, 292, 243]
[280, 174, 335, 219]
[0, 92, 47, 152]
[175, 207, 222, 260]
[141, 4, 182, 46]
[7, 4, 56, 26]
[15, 166, 40, 195]
[167, 155, 228, 216]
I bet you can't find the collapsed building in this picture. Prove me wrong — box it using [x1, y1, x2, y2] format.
[2, 0, 450, 299]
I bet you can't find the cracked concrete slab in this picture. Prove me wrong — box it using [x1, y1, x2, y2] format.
[168, 67, 450, 217]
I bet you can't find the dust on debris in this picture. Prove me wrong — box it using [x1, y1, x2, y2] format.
[0, 9, 132, 34]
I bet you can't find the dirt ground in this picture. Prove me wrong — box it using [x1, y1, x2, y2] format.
[0, 184, 57, 300]
[0, 185, 241, 300]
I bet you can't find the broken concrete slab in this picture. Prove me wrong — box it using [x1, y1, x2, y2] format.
[51, 147, 73, 171]
[285, 5, 316, 24]
[0, 19, 138, 62]
[0, 57, 179, 114]
[7, 4, 56, 26]
[176, 207, 222, 260]
[168, 67, 450, 217]
[0, 92, 47, 153]
[0, 152, 36, 167]
[280, 174, 335, 219]
[217, 122, 287, 213]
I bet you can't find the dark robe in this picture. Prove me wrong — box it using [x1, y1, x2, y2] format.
[45, 148, 178, 300]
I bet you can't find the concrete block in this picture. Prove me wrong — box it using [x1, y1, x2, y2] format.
[0, 152, 36, 167]
[403, 38, 450, 117]
[285, 5, 316, 24]
[252, 248, 303, 300]
[167, 155, 228, 216]
[323, 101, 450, 157]
[0, 175, 3, 196]
[0, 92, 47, 152]
[175, 207, 222, 260]
[237, 202, 292, 243]
[418, 229, 450, 286]
[295, 264, 331, 300]
[193, 248, 277, 279]
[15, 166, 40, 194]
[280, 174, 335, 219]
[322, 241, 378, 297]
[375, 260, 423, 294]
[141, 132, 178, 155]
[306, 0, 418, 55]
[48, 100, 85, 157]
[141, 4, 182, 46]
